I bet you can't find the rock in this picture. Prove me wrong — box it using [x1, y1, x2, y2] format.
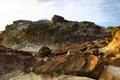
[0, 15, 111, 48]
[35, 47, 51, 58]
[98, 55, 120, 80]
[84, 55, 99, 72]
[105, 52, 116, 57]
[111, 27, 120, 37]
[51, 49, 67, 56]
[70, 23, 79, 31]
[0, 71, 95, 80]
[13, 20, 32, 25]
[94, 40, 108, 48]
[99, 65, 120, 80]
[33, 53, 104, 79]
[0, 15, 117, 80]
[59, 42, 106, 56]
[51, 15, 67, 24]
[86, 48, 99, 55]
[101, 30, 120, 54]
[0, 45, 34, 75]
[111, 58, 120, 67]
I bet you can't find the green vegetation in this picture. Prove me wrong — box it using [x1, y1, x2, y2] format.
[107, 26, 115, 30]
[52, 71, 59, 76]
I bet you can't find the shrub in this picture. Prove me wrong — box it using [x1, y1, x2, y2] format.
[107, 26, 115, 30]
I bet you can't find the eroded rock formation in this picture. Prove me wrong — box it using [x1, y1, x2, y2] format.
[100, 28, 120, 57]
[0, 45, 34, 75]
[33, 40, 109, 79]
[1, 15, 120, 80]
[0, 15, 111, 53]
[98, 28, 120, 80]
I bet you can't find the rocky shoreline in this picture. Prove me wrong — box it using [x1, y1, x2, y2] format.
[0, 15, 120, 80]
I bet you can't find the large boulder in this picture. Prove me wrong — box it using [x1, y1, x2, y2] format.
[0, 45, 34, 75]
[51, 15, 67, 24]
[35, 47, 51, 58]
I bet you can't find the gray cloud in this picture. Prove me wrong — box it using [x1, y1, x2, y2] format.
[98, 0, 120, 22]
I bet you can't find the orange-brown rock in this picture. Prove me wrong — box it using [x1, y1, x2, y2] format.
[101, 30, 120, 57]
[33, 53, 105, 79]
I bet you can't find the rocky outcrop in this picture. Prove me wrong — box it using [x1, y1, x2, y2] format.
[33, 52, 105, 79]
[0, 15, 111, 53]
[98, 28, 120, 80]
[33, 40, 109, 79]
[101, 29, 120, 56]
[51, 15, 68, 24]
[0, 45, 34, 75]
[0, 38, 117, 80]
[32, 38, 117, 79]
[0, 15, 116, 80]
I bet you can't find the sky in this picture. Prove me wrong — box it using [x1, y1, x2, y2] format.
[0, 0, 120, 31]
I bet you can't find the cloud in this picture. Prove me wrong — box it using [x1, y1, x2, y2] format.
[37, 0, 52, 2]
[97, 0, 120, 22]
[58, 0, 107, 23]
[92, 0, 105, 4]
[0, 0, 120, 30]
[0, 0, 54, 25]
